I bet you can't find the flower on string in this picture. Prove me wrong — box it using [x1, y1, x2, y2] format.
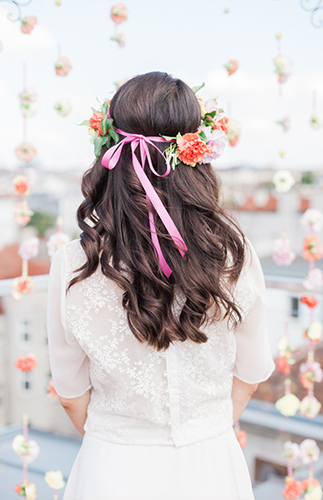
[227, 119, 240, 146]
[47, 232, 70, 259]
[282, 477, 304, 499]
[272, 234, 296, 266]
[11, 276, 35, 300]
[303, 234, 323, 261]
[55, 56, 72, 76]
[274, 55, 292, 84]
[176, 133, 210, 166]
[54, 97, 72, 117]
[14, 201, 34, 226]
[15, 353, 37, 372]
[283, 441, 300, 462]
[110, 3, 128, 24]
[12, 434, 40, 463]
[14, 480, 37, 500]
[304, 268, 323, 291]
[18, 237, 39, 260]
[302, 478, 321, 491]
[300, 439, 321, 464]
[276, 356, 291, 375]
[305, 322, 323, 343]
[20, 100, 40, 118]
[277, 117, 290, 132]
[300, 361, 323, 388]
[300, 295, 318, 309]
[272, 170, 295, 193]
[44, 470, 66, 490]
[111, 32, 126, 48]
[303, 480, 323, 500]
[301, 209, 323, 233]
[224, 60, 238, 76]
[20, 16, 37, 34]
[311, 114, 323, 130]
[47, 379, 59, 399]
[299, 396, 322, 419]
[15, 142, 37, 163]
[275, 393, 300, 417]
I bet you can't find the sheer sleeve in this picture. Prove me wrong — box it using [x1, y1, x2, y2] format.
[232, 240, 275, 385]
[47, 244, 92, 399]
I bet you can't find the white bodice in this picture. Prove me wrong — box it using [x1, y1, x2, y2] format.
[47, 239, 275, 448]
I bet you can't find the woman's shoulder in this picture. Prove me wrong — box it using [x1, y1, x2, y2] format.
[51, 238, 86, 274]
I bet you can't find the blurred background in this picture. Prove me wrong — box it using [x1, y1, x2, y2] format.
[0, 0, 323, 498]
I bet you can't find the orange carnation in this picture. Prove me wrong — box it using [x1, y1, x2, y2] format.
[15, 354, 37, 372]
[302, 234, 323, 261]
[300, 295, 318, 309]
[89, 111, 105, 136]
[213, 117, 229, 135]
[282, 478, 303, 499]
[176, 133, 209, 166]
[276, 356, 290, 375]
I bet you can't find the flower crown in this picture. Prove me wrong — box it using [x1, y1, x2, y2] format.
[81, 83, 229, 166]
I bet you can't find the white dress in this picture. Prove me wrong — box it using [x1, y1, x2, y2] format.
[47, 239, 275, 500]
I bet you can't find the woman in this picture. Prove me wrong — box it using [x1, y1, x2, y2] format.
[47, 72, 275, 500]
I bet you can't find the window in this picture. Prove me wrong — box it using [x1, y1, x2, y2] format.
[290, 297, 299, 318]
[255, 458, 286, 483]
[21, 320, 32, 342]
[22, 372, 32, 391]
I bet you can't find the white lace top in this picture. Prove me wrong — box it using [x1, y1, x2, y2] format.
[47, 239, 274, 448]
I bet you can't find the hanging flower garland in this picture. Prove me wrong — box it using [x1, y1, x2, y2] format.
[13, 170, 36, 226]
[15, 64, 37, 164]
[20, 15, 37, 34]
[275, 378, 300, 417]
[11, 237, 39, 300]
[273, 232, 296, 266]
[224, 60, 238, 76]
[47, 217, 70, 259]
[55, 45, 72, 77]
[12, 414, 39, 500]
[277, 116, 291, 133]
[272, 170, 295, 193]
[276, 317, 297, 375]
[300, 440, 322, 500]
[44, 470, 66, 500]
[274, 34, 292, 90]
[110, 3, 128, 47]
[282, 441, 303, 500]
[15, 353, 37, 372]
[53, 97, 71, 117]
[310, 91, 323, 130]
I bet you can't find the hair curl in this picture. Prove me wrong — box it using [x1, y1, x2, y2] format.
[69, 71, 247, 350]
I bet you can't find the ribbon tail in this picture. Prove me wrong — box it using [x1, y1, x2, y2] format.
[148, 207, 172, 277]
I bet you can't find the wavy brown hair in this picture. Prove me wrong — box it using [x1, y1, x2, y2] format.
[69, 71, 247, 350]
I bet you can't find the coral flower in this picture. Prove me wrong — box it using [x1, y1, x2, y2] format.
[237, 429, 247, 448]
[15, 354, 37, 372]
[11, 276, 35, 300]
[89, 111, 105, 136]
[47, 379, 59, 399]
[213, 117, 229, 135]
[300, 372, 314, 389]
[302, 234, 323, 261]
[176, 133, 210, 166]
[13, 175, 30, 196]
[55, 56, 72, 77]
[14, 201, 34, 226]
[276, 356, 290, 375]
[224, 60, 239, 76]
[282, 478, 304, 499]
[110, 3, 128, 24]
[300, 296, 318, 309]
[15, 142, 37, 163]
[302, 478, 321, 491]
[21, 16, 37, 34]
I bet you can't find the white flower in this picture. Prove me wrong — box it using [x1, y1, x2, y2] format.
[201, 127, 227, 163]
[283, 441, 300, 461]
[54, 97, 72, 117]
[275, 393, 300, 417]
[205, 98, 220, 114]
[311, 114, 323, 130]
[20, 100, 40, 118]
[300, 439, 321, 463]
[25, 482, 37, 500]
[307, 322, 322, 341]
[12, 434, 28, 455]
[305, 485, 323, 500]
[299, 396, 322, 419]
[44, 470, 66, 489]
[301, 209, 323, 233]
[304, 268, 323, 291]
[272, 170, 295, 193]
[47, 232, 70, 259]
[18, 237, 40, 261]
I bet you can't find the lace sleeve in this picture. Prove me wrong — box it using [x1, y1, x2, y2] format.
[47, 244, 92, 399]
[232, 240, 275, 385]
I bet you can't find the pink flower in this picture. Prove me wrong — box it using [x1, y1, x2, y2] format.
[20, 16, 37, 34]
[177, 133, 210, 166]
[15, 142, 37, 163]
[205, 98, 220, 114]
[276, 357, 290, 375]
[301, 209, 323, 233]
[55, 56, 72, 77]
[273, 235, 296, 266]
[14, 201, 34, 226]
[202, 128, 227, 163]
[300, 439, 320, 464]
[300, 361, 323, 384]
[283, 441, 300, 462]
[47, 232, 70, 259]
[299, 396, 322, 419]
[282, 478, 304, 499]
[303, 234, 323, 261]
[15, 353, 37, 372]
[110, 3, 128, 24]
[224, 60, 239, 76]
[304, 268, 323, 291]
[11, 276, 35, 300]
[18, 237, 39, 260]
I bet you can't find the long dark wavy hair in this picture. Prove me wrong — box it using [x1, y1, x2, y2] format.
[69, 71, 247, 350]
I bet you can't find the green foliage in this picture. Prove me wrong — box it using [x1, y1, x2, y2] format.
[27, 211, 55, 237]
[300, 171, 315, 185]
[191, 83, 205, 94]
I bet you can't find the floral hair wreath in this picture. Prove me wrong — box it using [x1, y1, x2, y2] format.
[81, 83, 229, 166]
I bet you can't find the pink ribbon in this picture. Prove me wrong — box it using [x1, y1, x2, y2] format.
[101, 128, 187, 277]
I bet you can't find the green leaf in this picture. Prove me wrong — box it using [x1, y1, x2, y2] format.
[101, 135, 111, 147]
[107, 119, 119, 143]
[101, 117, 108, 136]
[161, 135, 176, 141]
[191, 82, 205, 94]
[206, 111, 216, 118]
[101, 102, 108, 115]
[176, 132, 182, 141]
[94, 136, 104, 157]
[78, 120, 89, 127]
[199, 131, 207, 142]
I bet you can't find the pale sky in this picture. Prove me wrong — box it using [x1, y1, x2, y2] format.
[0, 0, 323, 172]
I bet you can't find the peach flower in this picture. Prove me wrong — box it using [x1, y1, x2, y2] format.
[89, 111, 105, 136]
[303, 268, 323, 292]
[176, 133, 210, 166]
[224, 60, 239, 76]
[237, 429, 247, 448]
[303, 234, 323, 261]
[47, 379, 59, 399]
[14, 201, 34, 226]
[55, 56, 72, 76]
[300, 296, 318, 309]
[300, 372, 313, 389]
[282, 478, 304, 499]
[13, 174, 30, 196]
[21, 16, 37, 34]
[276, 356, 290, 375]
[110, 3, 128, 24]
[15, 142, 37, 163]
[228, 119, 240, 147]
[302, 478, 321, 491]
[15, 353, 37, 372]
[213, 117, 229, 135]
[11, 276, 35, 300]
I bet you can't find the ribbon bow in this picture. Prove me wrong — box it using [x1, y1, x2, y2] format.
[101, 128, 187, 277]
